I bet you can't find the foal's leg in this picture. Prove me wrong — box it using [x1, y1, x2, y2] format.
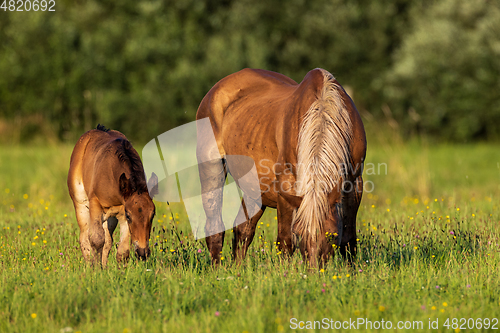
[232, 199, 266, 262]
[102, 216, 118, 268]
[116, 214, 131, 263]
[88, 197, 106, 265]
[73, 201, 92, 262]
[199, 159, 227, 264]
[340, 176, 363, 260]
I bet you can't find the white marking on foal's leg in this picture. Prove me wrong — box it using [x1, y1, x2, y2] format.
[101, 220, 114, 268]
[116, 216, 131, 263]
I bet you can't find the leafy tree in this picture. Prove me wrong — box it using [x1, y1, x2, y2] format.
[0, 0, 498, 143]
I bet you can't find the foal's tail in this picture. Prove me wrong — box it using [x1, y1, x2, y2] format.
[293, 69, 353, 254]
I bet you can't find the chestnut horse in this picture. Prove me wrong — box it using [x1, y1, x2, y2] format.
[68, 125, 158, 267]
[196, 68, 366, 266]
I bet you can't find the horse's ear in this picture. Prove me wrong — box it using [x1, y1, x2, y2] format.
[280, 191, 303, 208]
[119, 173, 131, 199]
[147, 172, 159, 199]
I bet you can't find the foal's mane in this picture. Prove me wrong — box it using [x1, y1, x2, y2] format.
[115, 138, 148, 195]
[96, 124, 110, 132]
[293, 69, 353, 245]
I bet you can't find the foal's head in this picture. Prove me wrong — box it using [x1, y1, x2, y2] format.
[119, 173, 158, 260]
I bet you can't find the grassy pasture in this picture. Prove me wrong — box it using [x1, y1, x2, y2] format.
[0, 141, 499, 333]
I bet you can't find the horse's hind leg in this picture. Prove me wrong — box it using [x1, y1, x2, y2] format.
[277, 194, 296, 257]
[88, 197, 106, 266]
[68, 176, 93, 263]
[73, 202, 92, 262]
[199, 159, 227, 264]
[340, 176, 363, 260]
[232, 198, 266, 262]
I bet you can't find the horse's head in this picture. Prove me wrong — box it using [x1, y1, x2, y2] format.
[281, 188, 343, 266]
[120, 172, 158, 261]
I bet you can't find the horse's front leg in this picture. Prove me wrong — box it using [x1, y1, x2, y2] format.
[340, 176, 363, 261]
[88, 197, 105, 266]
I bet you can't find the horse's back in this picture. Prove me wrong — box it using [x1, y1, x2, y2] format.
[197, 68, 332, 126]
[197, 69, 298, 121]
[196, 68, 364, 158]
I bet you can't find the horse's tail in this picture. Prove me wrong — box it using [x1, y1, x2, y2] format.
[293, 69, 353, 252]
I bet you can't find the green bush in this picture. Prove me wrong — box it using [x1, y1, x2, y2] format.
[382, 0, 500, 141]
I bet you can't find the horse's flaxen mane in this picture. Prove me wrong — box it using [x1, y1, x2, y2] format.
[115, 139, 148, 194]
[293, 69, 353, 246]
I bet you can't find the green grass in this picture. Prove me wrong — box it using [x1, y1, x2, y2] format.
[0, 142, 499, 332]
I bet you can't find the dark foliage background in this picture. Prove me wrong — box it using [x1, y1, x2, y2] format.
[0, 0, 499, 143]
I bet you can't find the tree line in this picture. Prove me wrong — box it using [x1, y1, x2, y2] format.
[0, 0, 499, 143]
